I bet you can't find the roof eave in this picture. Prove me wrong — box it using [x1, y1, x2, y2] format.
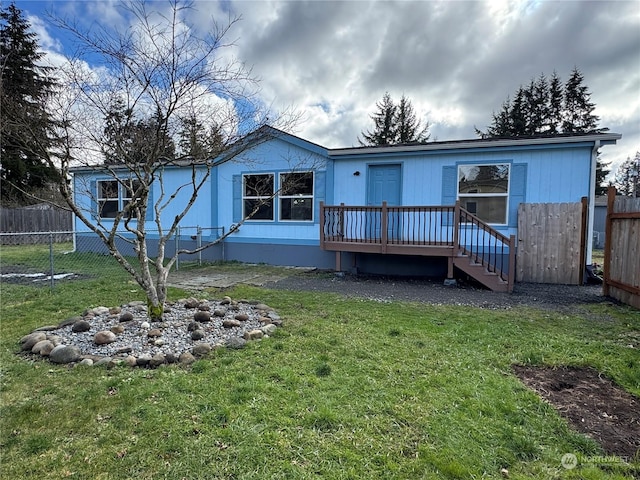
[328, 133, 622, 157]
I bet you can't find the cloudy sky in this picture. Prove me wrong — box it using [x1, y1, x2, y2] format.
[13, 0, 640, 176]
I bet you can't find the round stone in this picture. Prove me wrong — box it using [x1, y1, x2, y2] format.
[94, 330, 117, 345]
[193, 311, 211, 323]
[119, 312, 134, 322]
[234, 313, 249, 322]
[49, 345, 82, 364]
[147, 329, 162, 338]
[187, 321, 201, 332]
[32, 339, 55, 356]
[192, 343, 212, 356]
[111, 325, 125, 335]
[222, 319, 241, 328]
[20, 332, 47, 351]
[213, 308, 226, 317]
[191, 329, 205, 341]
[72, 320, 91, 333]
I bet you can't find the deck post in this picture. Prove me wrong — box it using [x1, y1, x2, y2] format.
[319, 202, 325, 249]
[339, 203, 345, 239]
[335, 251, 342, 272]
[508, 234, 516, 293]
[453, 200, 461, 255]
[602, 186, 616, 296]
[381, 201, 388, 254]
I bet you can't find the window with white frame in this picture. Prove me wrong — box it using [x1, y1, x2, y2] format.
[243, 173, 274, 220]
[97, 179, 141, 219]
[458, 164, 509, 224]
[279, 172, 314, 221]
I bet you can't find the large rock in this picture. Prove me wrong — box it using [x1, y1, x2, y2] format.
[92, 306, 110, 316]
[71, 320, 91, 333]
[213, 308, 227, 317]
[149, 353, 166, 367]
[184, 297, 199, 309]
[49, 345, 82, 364]
[119, 312, 134, 323]
[234, 313, 249, 322]
[261, 324, 278, 336]
[179, 352, 196, 365]
[32, 340, 55, 356]
[222, 319, 241, 329]
[191, 329, 205, 341]
[244, 329, 264, 341]
[193, 311, 211, 323]
[94, 331, 117, 345]
[20, 332, 47, 351]
[192, 343, 212, 356]
[225, 337, 246, 349]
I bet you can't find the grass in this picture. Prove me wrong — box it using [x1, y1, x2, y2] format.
[1, 244, 639, 479]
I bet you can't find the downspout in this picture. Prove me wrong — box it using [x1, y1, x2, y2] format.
[586, 140, 600, 266]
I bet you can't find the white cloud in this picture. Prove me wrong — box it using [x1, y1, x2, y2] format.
[14, 0, 640, 174]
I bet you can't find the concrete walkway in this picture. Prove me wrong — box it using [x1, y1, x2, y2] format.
[167, 265, 314, 290]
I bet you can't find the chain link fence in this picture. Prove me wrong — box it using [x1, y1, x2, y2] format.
[0, 226, 225, 292]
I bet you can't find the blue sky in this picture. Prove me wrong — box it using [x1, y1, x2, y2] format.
[11, 0, 640, 175]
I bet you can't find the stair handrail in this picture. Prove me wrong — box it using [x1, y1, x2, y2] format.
[455, 201, 515, 291]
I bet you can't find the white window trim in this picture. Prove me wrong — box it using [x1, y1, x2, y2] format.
[457, 163, 510, 225]
[279, 171, 314, 223]
[242, 173, 275, 222]
[97, 179, 140, 220]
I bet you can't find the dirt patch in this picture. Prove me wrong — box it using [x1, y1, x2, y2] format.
[513, 365, 640, 459]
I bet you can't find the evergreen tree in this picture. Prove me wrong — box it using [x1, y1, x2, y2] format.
[562, 67, 601, 134]
[359, 92, 430, 146]
[396, 94, 430, 144]
[613, 152, 640, 197]
[547, 71, 563, 134]
[359, 92, 397, 146]
[177, 114, 223, 159]
[0, 3, 59, 204]
[528, 74, 549, 135]
[102, 100, 175, 165]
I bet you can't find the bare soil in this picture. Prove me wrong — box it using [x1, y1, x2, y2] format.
[513, 365, 639, 459]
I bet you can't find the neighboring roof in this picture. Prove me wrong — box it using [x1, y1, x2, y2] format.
[329, 132, 622, 157]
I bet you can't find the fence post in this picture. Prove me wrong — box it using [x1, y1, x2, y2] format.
[49, 232, 55, 292]
[602, 186, 616, 296]
[197, 226, 202, 266]
[176, 227, 180, 271]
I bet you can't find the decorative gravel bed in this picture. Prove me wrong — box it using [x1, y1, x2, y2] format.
[18, 295, 282, 368]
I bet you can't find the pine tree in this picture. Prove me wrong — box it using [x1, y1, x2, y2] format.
[359, 92, 397, 146]
[396, 95, 430, 144]
[102, 100, 175, 165]
[547, 71, 563, 134]
[562, 67, 601, 134]
[0, 2, 59, 205]
[613, 152, 640, 197]
[177, 114, 223, 159]
[359, 92, 430, 146]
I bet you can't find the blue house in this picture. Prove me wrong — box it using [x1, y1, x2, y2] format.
[71, 128, 621, 291]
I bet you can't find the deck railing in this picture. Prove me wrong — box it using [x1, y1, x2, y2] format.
[320, 202, 455, 249]
[320, 201, 516, 290]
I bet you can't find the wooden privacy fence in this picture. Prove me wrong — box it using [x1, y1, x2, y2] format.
[603, 187, 640, 309]
[517, 199, 588, 285]
[0, 206, 72, 244]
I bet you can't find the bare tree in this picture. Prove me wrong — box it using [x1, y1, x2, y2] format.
[11, 0, 303, 319]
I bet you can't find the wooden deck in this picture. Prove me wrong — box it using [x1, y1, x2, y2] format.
[320, 202, 516, 292]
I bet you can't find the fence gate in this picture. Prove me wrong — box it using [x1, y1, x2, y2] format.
[517, 199, 588, 284]
[603, 187, 640, 308]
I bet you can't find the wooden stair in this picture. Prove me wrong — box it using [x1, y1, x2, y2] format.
[453, 254, 510, 292]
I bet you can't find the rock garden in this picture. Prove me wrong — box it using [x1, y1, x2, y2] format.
[18, 295, 282, 368]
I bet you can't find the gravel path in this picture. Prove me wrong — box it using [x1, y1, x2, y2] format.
[265, 271, 609, 311]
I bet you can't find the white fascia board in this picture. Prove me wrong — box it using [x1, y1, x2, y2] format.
[328, 133, 622, 157]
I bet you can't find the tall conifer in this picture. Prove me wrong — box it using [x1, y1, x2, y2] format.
[0, 3, 59, 204]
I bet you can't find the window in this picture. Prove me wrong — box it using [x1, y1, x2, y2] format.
[241, 171, 315, 222]
[97, 179, 141, 219]
[280, 172, 314, 221]
[243, 174, 274, 220]
[458, 164, 509, 224]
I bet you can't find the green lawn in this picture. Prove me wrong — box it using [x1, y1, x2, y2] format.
[1, 245, 639, 479]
